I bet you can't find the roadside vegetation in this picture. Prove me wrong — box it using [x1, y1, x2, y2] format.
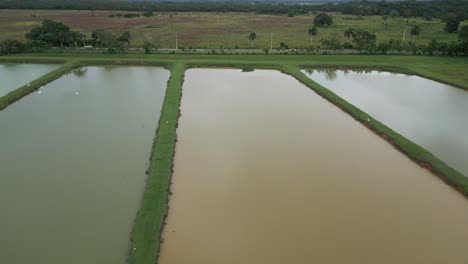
[1, 7, 468, 54]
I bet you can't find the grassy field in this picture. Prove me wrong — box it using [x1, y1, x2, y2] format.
[1, 9, 467, 48]
[1, 53, 467, 264]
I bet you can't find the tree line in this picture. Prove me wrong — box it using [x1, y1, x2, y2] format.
[302, 13, 468, 55]
[316, 30, 468, 56]
[0, 0, 467, 20]
[0, 20, 132, 55]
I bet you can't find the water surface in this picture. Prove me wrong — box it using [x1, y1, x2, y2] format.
[0, 63, 60, 97]
[159, 69, 468, 264]
[303, 69, 468, 177]
[0, 66, 169, 264]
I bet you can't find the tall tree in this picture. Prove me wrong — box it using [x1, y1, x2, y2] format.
[445, 19, 460, 33]
[248, 32, 257, 48]
[313, 13, 333, 27]
[25, 20, 82, 47]
[117, 31, 131, 45]
[352, 30, 377, 52]
[320, 34, 341, 50]
[308, 26, 318, 43]
[410, 25, 421, 38]
[459, 25, 468, 55]
[344, 28, 354, 40]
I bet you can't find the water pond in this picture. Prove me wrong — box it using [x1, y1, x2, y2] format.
[303, 69, 468, 177]
[0, 66, 169, 264]
[159, 69, 468, 264]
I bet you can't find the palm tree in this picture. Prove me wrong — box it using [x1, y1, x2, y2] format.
[344, 28, 355, 40]
[308, 26, 318, 43]
[248, 32, 257, 48]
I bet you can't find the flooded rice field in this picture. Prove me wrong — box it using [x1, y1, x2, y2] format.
[0, 63, 60, 97]
[0, 66, 169, 264]
[303, 69, 468, 177]
[159, 69, 468, 264]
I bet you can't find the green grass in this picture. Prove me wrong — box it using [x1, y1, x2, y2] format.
[0, 53, 467, 264]
[1, 10, 467, 48]
[126, 62, 185, 264]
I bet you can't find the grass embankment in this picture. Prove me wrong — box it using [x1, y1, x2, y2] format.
[0, 53, 467, 264]
[127, 63, 185, 264]
[0, 60, 80, 110]
[3, 53, 468, 89]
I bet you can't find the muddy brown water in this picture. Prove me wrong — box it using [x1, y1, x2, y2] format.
[0, 66, 169, 264]
[158, 69, 468, 264]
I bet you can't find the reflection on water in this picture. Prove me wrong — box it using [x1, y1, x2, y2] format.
[0, 66, 169, 264]
[303, 69, 468, 177]
[159, 69, 468, 264]
[72, 67, 88, 77]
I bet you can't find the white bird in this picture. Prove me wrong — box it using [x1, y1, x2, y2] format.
[367, 118, 370, 122]
[75, 92, 79, 95]
[37, 91, 42, 94]
[27, 83, 30, 87]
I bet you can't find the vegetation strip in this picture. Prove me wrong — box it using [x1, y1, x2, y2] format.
[0, 60, 80, 110]
[127, 63, 185, 264]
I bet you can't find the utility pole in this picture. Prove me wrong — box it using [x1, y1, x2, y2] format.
[175, 32, 178, 50]
[82, 32, 86, 47]
[270, 32, 273, 50]
[402, 29, 406, 41]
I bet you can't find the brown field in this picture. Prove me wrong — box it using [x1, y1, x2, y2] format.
[0, 9, 465, 48]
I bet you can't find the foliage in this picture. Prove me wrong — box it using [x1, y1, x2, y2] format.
[143, 11, 154, 17]
[460, 25, 468, 40]
[410, 25, 421, 37]
[124, 13, 140, 18]
[344, 28, 355, 40]
[320, 34, 341, 50]
[117, 31, 131, 45]
[459, 25, 468, 54]
[313, 13, 333, 27]
[445, 18, 460, 33]
[248, 32, 256, 47]
[91, 29, 131, 49]
[351, 30, 377, 52]
[25, 20, 83, 47]
[308, 26, 318, 42]
[0, 40, 26, 55]
[143, 41, 155, 54]
[279, 42, 289, 49]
